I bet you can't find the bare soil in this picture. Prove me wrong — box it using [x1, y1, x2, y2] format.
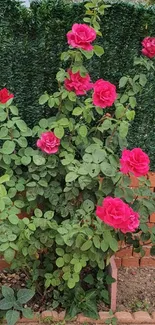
[117, 267, 155, 313]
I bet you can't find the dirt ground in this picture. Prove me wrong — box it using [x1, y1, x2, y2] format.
[117, 267, 155, 313]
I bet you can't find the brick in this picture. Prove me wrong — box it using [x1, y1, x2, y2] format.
[147, 222, 154, 228]
[133, 311, 154, 323]
[115, 312, 134, 323]
[148, 172, 155, 187]
[115, 257, 122, 268]
[77, 313, 94, 323]
[151, 312, 155, 320]
[115, 246, 132, 258]
[41, 311, 53, 319]
[99, 312, 111, 321]
[0, 259, 9, 270]
[58, 311, 66, 320]
[150, 213, 155, 223]
[133, 246, 151, 257]
[140, 257, 155, 267]
[130, 174, 139, 187]
[122, 257, 139, 267]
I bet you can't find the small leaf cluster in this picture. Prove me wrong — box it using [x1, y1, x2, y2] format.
[0, 286, 34, 325]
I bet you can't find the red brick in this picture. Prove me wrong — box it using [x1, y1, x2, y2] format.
[150, 213, 155, 223]
[147, 222, 154, 228]
[122, 257, 139, 267]
[115, 257, 122, 268]
[151, 312, 155, 320]
[0, 259, 9, 270]
[140, 257, 155, 267]
[133, 311, 153, 323]
[58, 311, 66, 321]
[133, 246, 151, 257]
[115, 246, 132, 258]
[115, 312, 134, 323]
[77, 313, 94, 323]
[148, 172, 155, 187]
[99, 312, 111, 321]
[130, 174, 139, 187]
[41, 311, 53, 319]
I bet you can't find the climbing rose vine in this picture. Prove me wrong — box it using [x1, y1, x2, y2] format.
[0, 0, 155, 320]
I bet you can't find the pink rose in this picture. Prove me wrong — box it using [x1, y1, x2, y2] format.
[67, 23, 96, 51]
[64, 69, 93, 95]
[142, 37, 155, 59]
[0, 88, 14, 104]
[92, 79, 117, 108]
[120, 148, 150, 177]
[96, 197, 140, 234]
[37, 131, 60, 154]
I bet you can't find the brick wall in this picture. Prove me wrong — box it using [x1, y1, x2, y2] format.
[115, 172, 155, 268]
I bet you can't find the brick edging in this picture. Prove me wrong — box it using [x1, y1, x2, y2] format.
[11, 311, 155, 324]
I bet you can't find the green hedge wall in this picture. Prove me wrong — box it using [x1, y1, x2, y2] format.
[0, 0, 155, 168]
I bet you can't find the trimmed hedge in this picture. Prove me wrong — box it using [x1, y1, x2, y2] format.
[0, 0, 155, 168]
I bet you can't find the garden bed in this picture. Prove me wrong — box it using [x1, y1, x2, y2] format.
[117, 267, 155, 313]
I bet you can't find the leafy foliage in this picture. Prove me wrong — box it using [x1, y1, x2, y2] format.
[0, 0, 154, 321]
[0, 286, 34, 325]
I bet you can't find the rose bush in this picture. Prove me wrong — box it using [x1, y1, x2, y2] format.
[0, 0, 155, 320]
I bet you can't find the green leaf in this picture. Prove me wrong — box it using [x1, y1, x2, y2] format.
[119, 121, 129, 138]
[93, 235, 101, 249]
[33, 155, 46, 166]
[101, 240, 109, 252]
[109, 238, 118, 252]
[115, 105, 125, 119]
[139, 74, 147, 87]
[78, 125, 87, 138]
[65, 172, 78, 183]
[0, 298, 15, 310]
[54, 126, 64, 139]
[21, 156, 31, 166]
[6, 310, 20, 325]
[81, 240, 92, 251]
[56, 248, 64, 256]
[120, 94, 128, 104]
[83, 199, 94, 213]
[16, 120, 28, 132]
[119, 76, 128, 88]
[100, 162, 116, 177]
[67, 278, 76, 289]
[4, 248, 15, 263]
[68, 92, 76, 102]
[94, 45, 104, 57]
[72, 107, 83, 116]
[92, 149, 106, 163]
[56, 257, 64, 267]
[10, 106, 18, 116]
[17, 289, 35, 304]
[126, 110, 135, 121]
[22, 308, 33, 319]
[8, 214, 19, 225]
[0, 243, 9, 252]
[2, 286, 14, 298]
[2, 141, 15, 154]
[39, 93, 49, 105]
[84, 274, 94, 285]
[17, 137, 28, 148]
[0, 174, 10, 184]
[129, 96, 137, 108]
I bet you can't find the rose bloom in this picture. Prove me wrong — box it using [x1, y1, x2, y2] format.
[64, 69, 93, 95]
[37, 131, 60, 154]
[96, 197, 140, 234]
[0, 88, 14, 104]
[142, 37, 155, 59]
[92, 79, 117, 108]
[67, 23, 96, 51]
[120, 148, 150, 177]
